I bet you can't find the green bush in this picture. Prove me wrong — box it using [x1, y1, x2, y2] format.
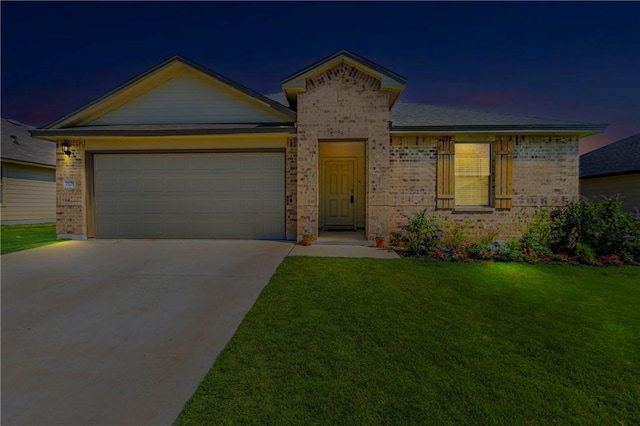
[548, 197, 640, 264]
[393, 198, 640, 266]
[391, 210, 444, 256]
[392, 211, 501, 259]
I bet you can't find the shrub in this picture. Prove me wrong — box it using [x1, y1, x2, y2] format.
[548, 197, 640, 263]
[391, 210, 445, 256]
[393, 198, 640, 266]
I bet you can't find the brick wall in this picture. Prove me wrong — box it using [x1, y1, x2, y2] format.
[55, 139, 87, 239]
[388, 134, 580, 239]
[296, 62, 390, 240]
[286, 136, 298, 240]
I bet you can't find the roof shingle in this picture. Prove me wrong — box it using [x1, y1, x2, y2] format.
[580, 132, 640, 178]
[265, 93, 605, 133]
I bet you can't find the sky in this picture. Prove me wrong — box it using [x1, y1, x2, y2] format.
[1, 1, 639, 154]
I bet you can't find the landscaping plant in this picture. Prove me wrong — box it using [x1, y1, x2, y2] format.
[392, 197, 640, 265]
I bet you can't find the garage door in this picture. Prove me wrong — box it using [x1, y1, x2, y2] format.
[94, 152, 285, 239]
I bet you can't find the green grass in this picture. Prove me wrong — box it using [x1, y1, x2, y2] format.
[1, 223, 65, 254]
[176, 258, 640, 425]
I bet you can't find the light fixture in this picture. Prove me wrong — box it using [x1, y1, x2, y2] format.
[61, 141, 71, 156]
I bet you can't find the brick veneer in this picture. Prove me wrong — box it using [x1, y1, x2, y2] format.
[296, 62, 390, 240]
[388, 134, 580, 239]
[286, 136, 298, 240]
[56, 139, 87, 239]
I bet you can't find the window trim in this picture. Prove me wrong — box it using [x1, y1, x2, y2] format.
[453, 142, 492, 208]
[437, 137, 513, 211]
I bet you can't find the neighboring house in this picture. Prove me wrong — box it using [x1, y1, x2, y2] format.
[32, 50, 606, 241]
[1, 118, 56, 224]
[580, 133, 640, 212]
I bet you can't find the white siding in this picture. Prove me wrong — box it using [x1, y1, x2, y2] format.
[1, 178, 56, 222]
[89, 74, 286, 125]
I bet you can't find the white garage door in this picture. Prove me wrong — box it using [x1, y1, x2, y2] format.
[93, 152, 285, 239]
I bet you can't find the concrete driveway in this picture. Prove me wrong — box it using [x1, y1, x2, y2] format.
[1, 239, 294, 426]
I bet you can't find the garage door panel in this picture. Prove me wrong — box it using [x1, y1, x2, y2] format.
[119, 157, 143, 171]
[263, 176, 284, 192]
[210, 199, 236, 214]
[144, 157, 167, 170]
[117, 221, 143, 237]
[210, 156, 235, 170]
[94, 153, 285, 239]
[264, 199, 285, 214]
[240, 177, 263, 192]
[208, 177, 234, 192]
[144, 222, 165, 237]
[95, 156, 119, 171]
[264, 154, 285, 169]
[240, 155, 263, 169]
[95, 179, 119, 193]
[96, 198, 118, 214]
[143, 177, 164, 192]
[166, 177, 186, 192]
[118, 198, 142, 214]
[118, 177, 142, 192]
[142, 199, 186, 214]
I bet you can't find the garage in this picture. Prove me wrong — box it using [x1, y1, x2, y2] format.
[93, 152, 285, 239]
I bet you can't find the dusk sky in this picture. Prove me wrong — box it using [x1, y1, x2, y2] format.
[2, 1, 639, 153]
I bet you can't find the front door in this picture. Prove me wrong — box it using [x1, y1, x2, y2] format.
[323, 160, 355, 228]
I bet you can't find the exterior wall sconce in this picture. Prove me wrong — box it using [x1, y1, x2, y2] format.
[61, 141, 72, 156]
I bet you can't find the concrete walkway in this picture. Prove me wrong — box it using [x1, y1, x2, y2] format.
[1, 237, 398, 426]
[1, 239, 293, 426]
[288, 230, 400, 258]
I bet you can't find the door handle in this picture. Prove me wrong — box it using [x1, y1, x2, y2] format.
[350, 195, 354, 203]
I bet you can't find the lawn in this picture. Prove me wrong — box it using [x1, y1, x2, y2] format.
[1, 223, 64, 254]
[176, 258, 640, 425]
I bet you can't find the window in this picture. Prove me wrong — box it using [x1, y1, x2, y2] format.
[437, 138, 512, 210]
[454, 144, 490, 206]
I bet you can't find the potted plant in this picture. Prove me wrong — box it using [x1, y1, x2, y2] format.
[302, 226, 314, 246]
[375, 224, 385, 248]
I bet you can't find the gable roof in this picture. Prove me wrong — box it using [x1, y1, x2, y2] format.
[42, 55, 296, 130]
[1, 119, 55, 167]
[265, 92, 606, 135]
[280, 49, 407, 108]
[580, 132, 640, 178]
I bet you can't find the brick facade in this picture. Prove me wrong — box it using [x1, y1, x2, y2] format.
[46, 54, 588, 242]
[285, 136, 298, 240]
[296, 62, 390, 240]
[388, 134, 580, 239]
[55, 139, 87, 239]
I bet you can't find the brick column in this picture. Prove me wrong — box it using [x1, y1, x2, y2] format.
[56, 139, 87, 239]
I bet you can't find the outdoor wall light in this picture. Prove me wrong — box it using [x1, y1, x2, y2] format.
[61, 141, 72, 156]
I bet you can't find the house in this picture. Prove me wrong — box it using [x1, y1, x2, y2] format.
[31, 50, 606, 241]
[580, 133, 640, 212]
[1, 118, 56, 224]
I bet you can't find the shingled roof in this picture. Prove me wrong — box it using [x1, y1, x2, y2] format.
[580, 132, 640, 178]
[1, 118, 55, 167]
[265, 93, 605, 134]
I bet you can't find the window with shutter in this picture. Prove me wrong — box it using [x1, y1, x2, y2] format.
[455, 144, 491, 206]
[436, 139, 513, 210]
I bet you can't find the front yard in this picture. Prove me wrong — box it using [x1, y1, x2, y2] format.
[1, 223, 63, 255]
[176, 258, 639, 425]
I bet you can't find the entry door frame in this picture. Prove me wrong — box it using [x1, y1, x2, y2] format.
[320, 157, 357, 230]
